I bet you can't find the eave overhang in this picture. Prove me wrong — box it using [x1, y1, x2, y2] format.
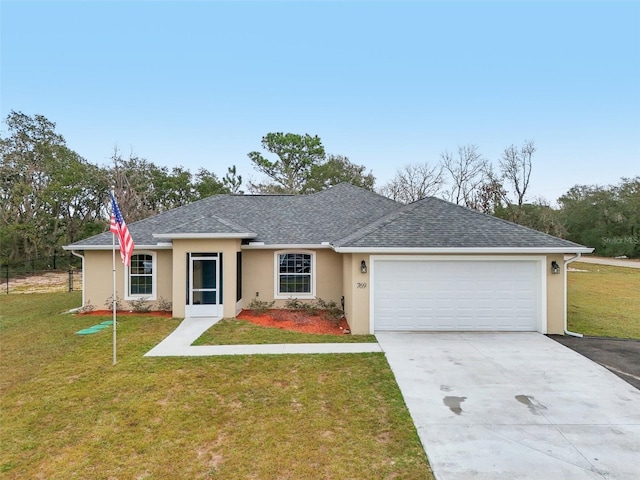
[241, 243, 334, 250]
[62, 244, 174, 251]
[152, 232, 256, 240]
[332, 246, 595, 254]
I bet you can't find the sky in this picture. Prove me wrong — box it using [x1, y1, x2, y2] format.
[1, 0, 639, 203]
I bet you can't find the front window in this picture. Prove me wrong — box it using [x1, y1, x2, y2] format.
[126, 252, 156, 299]
[275, 252, 315, 298]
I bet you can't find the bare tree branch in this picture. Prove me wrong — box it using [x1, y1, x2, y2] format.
[441, 144, 487, 208]
[379, 161, 444, 204]
[500, 140, 535, 207]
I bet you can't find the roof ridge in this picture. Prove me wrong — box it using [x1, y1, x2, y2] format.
[160, 210, 251, 234]
[332, 200, 417, 246]
[311, 182, 401, 204]
[209, 212, 252, 233]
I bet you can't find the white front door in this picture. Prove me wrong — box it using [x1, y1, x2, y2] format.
[186, 255, 222, 317]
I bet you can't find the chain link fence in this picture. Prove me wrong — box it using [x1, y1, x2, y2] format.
[2, 253, 83, 294]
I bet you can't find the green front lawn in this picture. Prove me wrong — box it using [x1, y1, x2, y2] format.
[568, 262, 640, 339]
[0, 293, 432, 479]
[194, 317, 378, 345]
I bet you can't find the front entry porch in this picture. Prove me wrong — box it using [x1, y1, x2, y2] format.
[185, 253, 223, 317]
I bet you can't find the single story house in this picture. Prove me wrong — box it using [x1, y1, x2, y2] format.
[64, 183, 592, 335]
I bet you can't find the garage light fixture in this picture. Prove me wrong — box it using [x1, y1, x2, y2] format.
[551, 261, 560, 274]
[360, 260, 368, 274]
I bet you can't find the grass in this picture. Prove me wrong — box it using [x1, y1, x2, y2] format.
[568, 262, 640, 339]
[0, 292, 432, 479]
[194, 317, 378, 345]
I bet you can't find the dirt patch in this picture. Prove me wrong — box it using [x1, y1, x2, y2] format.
[238, 309, 350, 335]
[77, 310, 172, 318]
[4, 271, 83, 294]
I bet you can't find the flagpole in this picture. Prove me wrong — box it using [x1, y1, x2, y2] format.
[111, 187, 117, 366]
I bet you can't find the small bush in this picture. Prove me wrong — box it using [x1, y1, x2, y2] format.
[315, 298, 343, 322]
[284, 297, 343, 322]
[324, 301, 344, 321]
[248, 298, 275, 315]
[157, 297, 172, 312]
[104, 294, 122, 312]
[129, 297, 151, 313]
[79, 302, 95, 313]
[284, 298, 305, 310]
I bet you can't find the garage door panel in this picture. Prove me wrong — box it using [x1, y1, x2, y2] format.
[373, 259, 540, 332]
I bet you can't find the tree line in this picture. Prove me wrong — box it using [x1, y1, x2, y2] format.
[0, 112, 241, 264]
[1, 111, 638, 265]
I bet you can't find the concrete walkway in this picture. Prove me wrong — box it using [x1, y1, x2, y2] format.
[144, 316, 382, 357]
[377, 332, 640, 480]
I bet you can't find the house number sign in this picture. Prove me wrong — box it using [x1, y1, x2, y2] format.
[357, 282, 367, 289]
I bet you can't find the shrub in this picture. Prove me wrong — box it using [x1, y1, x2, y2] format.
[324, 300, 344, 322]
[248, 298, 275, 315]
[104, 294, 122, 312]
[285, 297, 343, 322]
[284, 298, 305, 310]
[129, 297, 152, 313]
[157, 297, 172, 312]
[79, 302, 95, 313]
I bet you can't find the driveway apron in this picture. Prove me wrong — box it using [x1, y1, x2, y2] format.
[376, 332, 640, 480]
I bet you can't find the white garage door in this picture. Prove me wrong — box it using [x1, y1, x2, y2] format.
[373, 258, 541, 332]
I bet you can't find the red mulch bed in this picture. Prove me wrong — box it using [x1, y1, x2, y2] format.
[237, 309, 351, 335]
[78, 310, 173, 318]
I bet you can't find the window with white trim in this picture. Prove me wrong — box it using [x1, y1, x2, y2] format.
[275, 251, 315, 298]
[125, 252, 157, 300]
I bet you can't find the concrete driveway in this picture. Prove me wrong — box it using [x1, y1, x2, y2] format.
[376, 332, 640, 480]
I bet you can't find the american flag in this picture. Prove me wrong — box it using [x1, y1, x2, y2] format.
[110, 191, 134, 266]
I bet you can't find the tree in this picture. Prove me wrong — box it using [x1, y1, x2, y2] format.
[473, 165, 508, 215]
[305, 155, 375, 193]
[558, 178, 640, 258]
[1, 112, 246, 265]
[379, 162, 444, 204]
[194, 167, 228, 198]
[222, 165, 243, 194]
[441, 144, 487, 208]
[0, 111, 109, 262]
[500, 140, 535, 207]
[108, 150, 234, 219]
[495, 198, 566, 237]
[109, 148, 162, 221]
[247, 133, 325, 194]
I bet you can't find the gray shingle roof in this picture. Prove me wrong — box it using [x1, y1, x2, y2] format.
[66, 184, 589, 251]
[333, 196, 587, 250]
[67, 183, 402, 247]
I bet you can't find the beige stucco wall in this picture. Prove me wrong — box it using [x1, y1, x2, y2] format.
[342, 253, 371, 335]
[546, 253, 565, 335]
[170, 239, 242, 318]
[81, 249, 172, 311]
[241, 248, 343, 309]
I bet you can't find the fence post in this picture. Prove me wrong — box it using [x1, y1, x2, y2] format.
[68, 268, 74, 292]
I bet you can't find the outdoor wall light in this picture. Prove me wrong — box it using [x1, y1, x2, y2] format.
[360, 260, 368, 274]
[551, 261, 560, 274]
